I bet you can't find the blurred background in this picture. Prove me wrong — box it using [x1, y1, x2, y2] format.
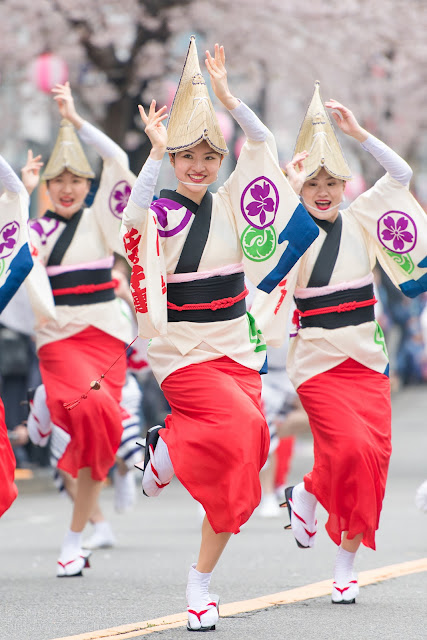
[1, 0, 426, 202]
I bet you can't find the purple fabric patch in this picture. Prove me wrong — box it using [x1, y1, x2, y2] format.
[0, 221, 20, 259]
[240, 177, 279, 230]
[151, 198, 193, 238]
[109, 180, 132, 219]
[29, 217, 60, 245]
[377, 210, 416, 254]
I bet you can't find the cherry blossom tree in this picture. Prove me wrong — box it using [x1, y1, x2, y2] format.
[0, 0, 426, 188]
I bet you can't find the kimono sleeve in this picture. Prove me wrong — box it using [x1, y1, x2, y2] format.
[91, 154, 136, 256]
[347, 173, 427, 298]
[122, 198, 167, 338]
[25, 219, 57, 325]
[218, 134, 318, 345]
[0, 189, 33, 313]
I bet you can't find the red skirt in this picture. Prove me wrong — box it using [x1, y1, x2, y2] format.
[161, 357, 269, 534]
[38, 327, 126, 481]
[0, 397, 18, 517]
[298, 358, 391, 550]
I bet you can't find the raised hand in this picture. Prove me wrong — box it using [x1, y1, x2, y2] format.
[205, 44, 239, 111]
[51, 81, 83, 129]
[325, 100, 368, 142]
[138, 100, 168, 160]
[285, 151, 309, 195]
[21, 149, 44, 195]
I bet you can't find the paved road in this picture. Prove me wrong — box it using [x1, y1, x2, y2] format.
[1, 386, 427, 640]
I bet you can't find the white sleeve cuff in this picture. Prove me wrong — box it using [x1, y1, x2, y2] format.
[130, 157, 162, 209]
[361, 134, 412, 186]
[78, 121, 123, 160]
[228, 101, 268, 142]
[0, 155, 24, 193]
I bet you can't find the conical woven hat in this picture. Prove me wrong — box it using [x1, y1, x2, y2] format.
[166, 36, 228, 155]
[294, 82, 352, 180]
[43, 119, 95, 181]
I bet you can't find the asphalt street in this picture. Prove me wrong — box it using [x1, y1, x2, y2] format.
[1, 386, 427, 640]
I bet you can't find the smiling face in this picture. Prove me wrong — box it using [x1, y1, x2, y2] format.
[169, 140, 223, 204]
[301, 168, 346, 222]
[47, 170, 91, 219]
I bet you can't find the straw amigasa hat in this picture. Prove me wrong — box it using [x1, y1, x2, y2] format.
[294, 81, 352, 181]
[166, 36, 228, 155]
[43, 119, 95, 181]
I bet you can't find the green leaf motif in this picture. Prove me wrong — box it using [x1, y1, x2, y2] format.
[246, 312, 267, 352]
[384, 248, 414, 274]
[241, 225, 276, 262]
[374, 321, 388, 358]
[0, 259, 4, 278]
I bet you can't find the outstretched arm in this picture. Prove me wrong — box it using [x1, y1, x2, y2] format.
[21, 150, 43, 196]
[127, 100, 168, 211]
[0, 154, 25, 194]
[205, 44, 268, 143]
[285, 151, 309, 195]
[327, 99, 412, 186]
[52, 81, 125, 161]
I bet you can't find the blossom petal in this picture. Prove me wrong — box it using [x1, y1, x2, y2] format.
[259, 209, 266, 225]
[393, 237, 404, 251]
[263, 197, 275, 212]
[381, 229, 394, 241]
[396, 217, 408, 231]
[400, 230, 413, 243]
[383, 216, 396, 231]
[246, 201, 263, 217]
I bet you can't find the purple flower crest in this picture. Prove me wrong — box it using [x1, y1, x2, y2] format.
[240, 177, 279, 230]
[109, 181, 132, 219]
[378, 210, 416, 254]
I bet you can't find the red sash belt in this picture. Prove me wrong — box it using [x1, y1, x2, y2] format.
[167, 287, 248, 312]
[52, 279, 118, 297]
[294, 296, 377, 319]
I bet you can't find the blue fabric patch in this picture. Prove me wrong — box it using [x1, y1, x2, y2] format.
[384, 363, 390, 378]
[0, 244, 33, 313]
[399, 272, 427, 298]
[259, 355, 268, 375]
[257, 203, 319, 294]
[417, 255, 427, 268]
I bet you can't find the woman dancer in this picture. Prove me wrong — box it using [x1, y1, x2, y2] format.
[278, 83, 427, 603]
[24, 82, 134, 576]
[0, 152, 34, 518]
[122, 39, 317, 631]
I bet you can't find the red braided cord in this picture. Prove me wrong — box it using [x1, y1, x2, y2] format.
[52, 279, 119, 296]
[296, 297, 377, 318]
[63, 335, 139, 411]
[167, 287, 249, 312]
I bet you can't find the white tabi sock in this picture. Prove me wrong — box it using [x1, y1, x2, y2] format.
[142, 436, 174, 496]
[290, 482, 318, 547]
[60, 529, 82, 562]
[293, 482, 318, 511]
[334, 547, 357, 586]
[186, 564, 219, 630]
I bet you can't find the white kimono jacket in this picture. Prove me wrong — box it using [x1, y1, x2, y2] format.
[253, 172, 427, 389]
[26, 130, 135, 351]
[0, 180, 33, 312]
[123, 119, 319, 385]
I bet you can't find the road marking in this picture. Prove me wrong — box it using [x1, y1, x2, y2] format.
[54, 557, 427, 639]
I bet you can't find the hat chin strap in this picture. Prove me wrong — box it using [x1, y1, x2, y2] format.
[178, 178, 218, 188]
[301, 197, 341, 215]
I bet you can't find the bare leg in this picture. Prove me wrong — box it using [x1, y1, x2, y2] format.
[196, 515, 232, 573]
[341, 531, 363, 552]
[70, 467, 103, 532]
[59, 469, 105, 524]
[259, 452, 277, 495]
